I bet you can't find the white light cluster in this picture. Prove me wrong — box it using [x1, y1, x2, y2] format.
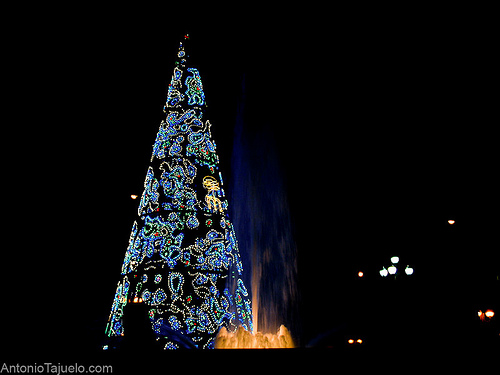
[379, 256, 414, 278]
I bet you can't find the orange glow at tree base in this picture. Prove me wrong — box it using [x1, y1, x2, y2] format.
[214, 325, 294, 348]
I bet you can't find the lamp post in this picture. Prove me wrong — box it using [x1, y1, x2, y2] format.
[388, 265, 397, 275]
[478, 309, 495, 322]
[379, 256, 414, 279]
[405, 265, 414, 275]
[379, 267, 388, 277]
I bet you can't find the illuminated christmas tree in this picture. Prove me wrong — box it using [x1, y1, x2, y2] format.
[105, 34, 253, 349]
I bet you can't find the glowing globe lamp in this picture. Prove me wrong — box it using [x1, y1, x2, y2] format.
[405, 265, 414, 275]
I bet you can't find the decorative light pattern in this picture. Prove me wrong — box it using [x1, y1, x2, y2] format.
[185, 68, 205, 106]
[105, 276, 130, 337]
[106, 36, 252, 349]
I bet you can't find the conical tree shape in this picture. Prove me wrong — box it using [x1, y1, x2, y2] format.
[105, 34, 253, 349]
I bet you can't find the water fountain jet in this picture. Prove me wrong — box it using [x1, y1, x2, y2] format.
[221, 76, 299, 348]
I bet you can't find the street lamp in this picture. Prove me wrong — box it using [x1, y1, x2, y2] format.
[388, 265, 397, 275]
[347, 338, 363, 345]
[378, 257, 414, 278]
[477, 309, 494, 321]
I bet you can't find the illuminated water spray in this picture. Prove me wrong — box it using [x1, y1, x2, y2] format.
[216, 77, 299, 348]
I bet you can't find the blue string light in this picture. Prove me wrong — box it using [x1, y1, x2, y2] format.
[106, 37, 253, 349]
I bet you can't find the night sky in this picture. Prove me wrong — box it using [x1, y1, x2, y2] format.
[5, 10, 498, 357]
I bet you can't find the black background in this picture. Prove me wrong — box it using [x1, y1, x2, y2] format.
[3, 6, 498, 362]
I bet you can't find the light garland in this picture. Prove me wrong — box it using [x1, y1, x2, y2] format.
[106, 36, 252, 349]
[185, 68, 205, 106]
